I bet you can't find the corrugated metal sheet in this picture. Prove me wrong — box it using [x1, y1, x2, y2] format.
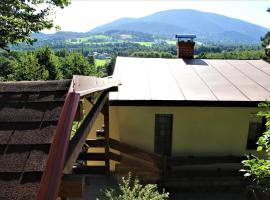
[110, 57, 270, 102]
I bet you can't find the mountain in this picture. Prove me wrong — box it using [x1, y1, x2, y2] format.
[90, 9, 269, 44]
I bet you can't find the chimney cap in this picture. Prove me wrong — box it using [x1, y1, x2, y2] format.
[175, 34, 196, 41]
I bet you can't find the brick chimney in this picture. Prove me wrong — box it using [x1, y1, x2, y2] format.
[175, 34, 196, 58]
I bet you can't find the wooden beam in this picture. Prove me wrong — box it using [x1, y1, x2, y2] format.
[109, 138, 162, 167]
[73, 166, 106, 174]
[59, 174, 85, 198]
[77, 153, 105, 161]
[63, 92, 109, 174]
[103, 99, 110, 174]
[85, 139, 105, 147]
[109, 152, 122, 162]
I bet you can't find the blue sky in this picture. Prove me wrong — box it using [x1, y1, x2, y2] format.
[47, 0, 270, 33]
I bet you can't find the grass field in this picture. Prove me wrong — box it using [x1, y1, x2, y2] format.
[96, 59, 109, 66]
[134, 42, 154, 47]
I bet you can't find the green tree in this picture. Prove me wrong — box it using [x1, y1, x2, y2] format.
[61, 51, 95, 79]
[0, 0, 70, 50]
[0, 51, 18, 81]
[35, 46, 63, 80]
[87, 54, 96, 66]
[15, 52, 49, 80]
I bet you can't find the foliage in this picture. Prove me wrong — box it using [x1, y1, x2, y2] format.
[197, 49, 263, 59]
[61, 51, 95, 79]
[15, 52, 49, 81]
[0, 0, 70, 50]
[0, 46, 103, 81]
[35, 46, 63, 80]
[241, 101, 270, 190]
[103, 173, 169, 200]
[130, 51, 174, 58]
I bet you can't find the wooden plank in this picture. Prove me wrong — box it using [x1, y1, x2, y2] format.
[77, 153, 105, 161]
[85, 139, 105, 147]
[63, 92, 108, 174]
[73, 166, 106, 174]
[59, 174, 85, 198]
[109, 152, 122, 162]
[119, 153, 161, 173]
[103, 99, 110, 174]
[109, 138, 162, 166]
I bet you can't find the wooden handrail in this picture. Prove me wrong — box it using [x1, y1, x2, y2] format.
[109, 138, 163, 166]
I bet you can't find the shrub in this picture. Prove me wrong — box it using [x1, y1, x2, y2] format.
[241, 101, 270, 190]
[103, 173, 169, 200]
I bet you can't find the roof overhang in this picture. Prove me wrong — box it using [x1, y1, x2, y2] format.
[109, 100, 261, 107]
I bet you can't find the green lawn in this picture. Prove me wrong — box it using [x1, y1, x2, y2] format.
[96, 59, 109, 66]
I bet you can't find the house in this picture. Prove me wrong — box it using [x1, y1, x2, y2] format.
[104, 35, 270, 186]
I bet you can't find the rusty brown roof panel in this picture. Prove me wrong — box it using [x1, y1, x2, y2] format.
[111, 57, 270, 102]
[168, 59, 217, 100]
[191, 61, 248, 101]
[206, 59, 270, 101]
[147, 59, 185, 100]
[227, 60, 270, 92]
[247, 60, 270, 76]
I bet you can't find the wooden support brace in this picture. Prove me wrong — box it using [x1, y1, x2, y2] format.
[63, 91, 109, 174]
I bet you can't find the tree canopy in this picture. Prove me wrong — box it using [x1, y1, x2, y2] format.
[0, 0, 70, 50]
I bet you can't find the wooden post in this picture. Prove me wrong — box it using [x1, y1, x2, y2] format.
[103, 97, 110, 175]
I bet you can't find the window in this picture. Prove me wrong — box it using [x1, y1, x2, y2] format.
[154, 114, 173, 156]
[246, 113, 266, 149]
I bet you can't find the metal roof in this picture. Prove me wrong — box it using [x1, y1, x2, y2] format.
[109, 57, 270, 102]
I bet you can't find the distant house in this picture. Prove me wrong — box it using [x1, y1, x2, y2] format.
[109, 35, 270, 159]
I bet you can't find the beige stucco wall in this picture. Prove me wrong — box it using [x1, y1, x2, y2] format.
[109, 106, 260, 156]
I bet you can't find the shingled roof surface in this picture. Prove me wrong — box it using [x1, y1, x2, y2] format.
[0, 80, 71, 200]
